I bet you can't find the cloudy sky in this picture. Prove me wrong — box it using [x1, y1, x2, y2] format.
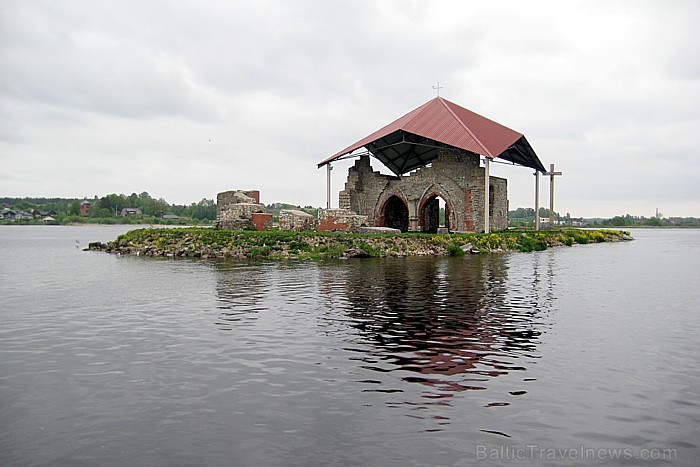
[2, 0, 698, 217]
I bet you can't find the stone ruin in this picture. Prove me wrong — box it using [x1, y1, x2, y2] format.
[336, 150, 508, 232]
[317, 208, 367, 232]
[214, 190, 272, 231]
[279, 209, 315, 231]
[214, 148, 509, 234]
[214, 191, 320, 232]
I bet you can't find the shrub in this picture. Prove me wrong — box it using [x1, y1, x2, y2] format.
[446, 244, 465, 256]
[288, 240, 311, 252]
[249, 246, 271, 258]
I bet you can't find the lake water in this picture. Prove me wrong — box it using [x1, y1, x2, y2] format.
[1, 225, 698, 466]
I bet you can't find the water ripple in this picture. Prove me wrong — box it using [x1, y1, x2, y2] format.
[2, 226, 699, 466]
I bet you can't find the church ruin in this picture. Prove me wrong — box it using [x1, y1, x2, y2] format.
[318, 96, 546, 233]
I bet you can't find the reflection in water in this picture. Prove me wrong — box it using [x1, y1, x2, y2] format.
[212, 254, 554, 407]
[333, 256, 548, 399]
[4, 226, 698, 465]
[214, 263, 271, 329]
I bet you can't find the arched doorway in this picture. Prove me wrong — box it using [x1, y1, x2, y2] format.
[420, 194, 451, 233]
[381, 195, 409, 232]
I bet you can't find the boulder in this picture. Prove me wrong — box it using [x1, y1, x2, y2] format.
[358, 226, 401, 234]
[344, 248, 370, 258]
[460, 243, 480, 254]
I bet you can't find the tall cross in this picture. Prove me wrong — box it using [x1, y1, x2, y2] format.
[432, 82, 443, 97]
[545, 163, 562, 227]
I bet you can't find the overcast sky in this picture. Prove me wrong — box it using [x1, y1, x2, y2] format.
[2, 0, 698, 217]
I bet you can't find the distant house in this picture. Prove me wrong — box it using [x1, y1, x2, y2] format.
[0, 209, 33, 220]
[569, 217, 584, 227]
[34, 209, 57, 219]
[80, 200, 91, 216]
[120, 208, 143, 217]
[539, 217, 561, 226]
[161, 214, 179, 220]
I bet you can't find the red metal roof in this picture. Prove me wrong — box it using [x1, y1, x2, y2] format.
[319, 97, 545, 174]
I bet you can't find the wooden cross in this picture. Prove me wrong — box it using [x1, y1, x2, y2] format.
[432, 82, 443, 97]
[545, 163, 562, 227]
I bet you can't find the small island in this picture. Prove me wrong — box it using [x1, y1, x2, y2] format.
[88, 227, 632, 260]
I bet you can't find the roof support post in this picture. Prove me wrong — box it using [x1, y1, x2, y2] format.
[326, 163, 332, 209]
[534, 171, 540, 231]
[484, 157, 490, 234]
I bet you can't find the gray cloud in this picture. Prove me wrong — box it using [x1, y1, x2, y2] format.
[1, 0, 698, 217]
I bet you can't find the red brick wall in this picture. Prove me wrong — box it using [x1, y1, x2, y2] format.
[317, 216, 350, 232]
[251, 213, 272, 231]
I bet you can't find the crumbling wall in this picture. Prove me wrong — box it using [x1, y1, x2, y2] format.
[279, 209, 316, 231]
[339, 151, 508, 232]
[317, 208, 368, 232]
[214, 190, 266, 230]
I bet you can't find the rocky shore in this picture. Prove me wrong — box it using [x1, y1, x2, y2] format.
[87, 228, 633, 260]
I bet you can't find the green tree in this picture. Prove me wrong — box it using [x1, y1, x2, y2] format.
[191, 198, 216, 220]
[127, 193, 139, 208]
[604, 215, 630, 226]
[68, 200, 81, 216]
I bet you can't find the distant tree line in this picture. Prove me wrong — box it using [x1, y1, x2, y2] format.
[587, 214, 700, 228]
[509, 208, 699, 228]
[1, 192, 216, 225]
[509, 207, 562, 227]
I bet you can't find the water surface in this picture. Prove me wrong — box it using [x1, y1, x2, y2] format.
[1, 226, 698, 465]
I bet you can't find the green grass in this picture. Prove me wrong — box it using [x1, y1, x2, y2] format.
[110, 227, 631, 260]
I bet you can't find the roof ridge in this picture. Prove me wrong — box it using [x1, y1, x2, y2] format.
[437, 97, 493, 158]
[402, 97, 438, 127]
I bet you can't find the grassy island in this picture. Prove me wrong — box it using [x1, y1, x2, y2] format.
[88, 228, 632, 260]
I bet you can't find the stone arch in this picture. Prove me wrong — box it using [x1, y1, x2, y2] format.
[377, 194, 409, 232]
[419, 191, 455, 233]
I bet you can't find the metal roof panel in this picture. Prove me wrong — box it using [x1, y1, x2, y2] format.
[319, 97, 544, 173]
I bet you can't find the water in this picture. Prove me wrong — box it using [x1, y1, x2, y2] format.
[1, 225, 698, 466]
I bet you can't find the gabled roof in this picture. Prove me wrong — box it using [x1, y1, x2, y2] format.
[318, 97, 545, 174]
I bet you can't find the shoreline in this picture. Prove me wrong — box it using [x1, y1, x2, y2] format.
[87, 228, 633, 260]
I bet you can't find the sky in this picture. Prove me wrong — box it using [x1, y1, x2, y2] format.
[1, 0, 699, 218]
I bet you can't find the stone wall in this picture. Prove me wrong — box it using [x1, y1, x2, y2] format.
[317, 208, 368, 232]
[279, 209, 316, 231]
[214, 190, 266, 230]
[338, 151, 508, 232]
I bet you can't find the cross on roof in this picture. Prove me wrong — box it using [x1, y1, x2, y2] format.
[432, 81, 443, 97]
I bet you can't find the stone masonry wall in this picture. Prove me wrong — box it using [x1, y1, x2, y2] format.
[317, 209, 368, 232]
[214, 190, 266, 230]
[279, 209, 316, 231]
[338, 151, 508, 232]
